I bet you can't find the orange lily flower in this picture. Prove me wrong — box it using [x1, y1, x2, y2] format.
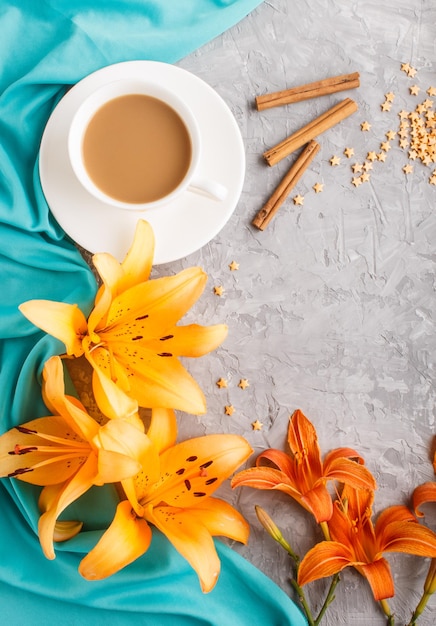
[0, 355, 153, 560]
[411, 448, 436, 610]
[19, 220, 227, 415]
[298, 484, 436, 601]
[79, 426, 252, 593]
[231, 409, 376, 523]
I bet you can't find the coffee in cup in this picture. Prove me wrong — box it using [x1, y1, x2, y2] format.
[68, 79, 227, 210]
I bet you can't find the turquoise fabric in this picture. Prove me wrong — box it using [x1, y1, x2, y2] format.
[0, 1, 307, 624]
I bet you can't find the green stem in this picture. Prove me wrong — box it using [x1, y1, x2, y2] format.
[254, 507, 314, 622]
[407, 591, 432, 625]
[314, 573, 340, 625]
[379, 599, 394, 625]
[319, 521, 331, 541]
[289, 577, 316, 626]
[407, 558, 436, 625]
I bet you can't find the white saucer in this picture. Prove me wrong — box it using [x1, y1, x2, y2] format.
[39, 61, 245, 265]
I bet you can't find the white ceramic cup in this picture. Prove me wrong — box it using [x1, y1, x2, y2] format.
[68, 78, 227, 210]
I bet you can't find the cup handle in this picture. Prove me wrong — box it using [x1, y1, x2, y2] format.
[188, 177, 228, 202]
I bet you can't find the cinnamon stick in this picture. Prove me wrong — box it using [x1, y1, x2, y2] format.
[256, 72, 360, 111]
[263, 98, 357, 167]
[252, 139, 320, 230]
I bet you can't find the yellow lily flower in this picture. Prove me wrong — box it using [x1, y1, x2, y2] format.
[231, 409, 376, 523]
[79, 431, 252, 593]
[19, 220, 228, 415]
[298, 485, 436, 601]
[0, 355, 153, 560]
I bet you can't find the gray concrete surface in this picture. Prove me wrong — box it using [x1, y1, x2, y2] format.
[152, 2, 436, 623]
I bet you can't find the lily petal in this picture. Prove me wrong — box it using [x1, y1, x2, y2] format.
[53, 520, 83, 543]
[101, 267, 207, 340]
[19, 300, 87, 357]
[375, 504, 417, 529]
[96, 419, 149, 462]
[38, 454, 98, 559]
[298, 540, 354, 586]
[118, 219, 154, 289]
[90, 221, 154, 313]
[42, 356, 100, 441]
[358, 559, 395, 601]
[231, 467, 303, 504]
[324, 446, 366, 465]
[86, 344, 131, 395]
[147, 408, 178, 454]
[256, 448, 294, 475]
[79, 500, 152, 580]
[287, 410, 323, 476]
[0, 416, 90, 485]
[301, 482, 334, 523]
[121, 440, 160, 516]
[87, 360, 141, 425]
[378, 520, 436, 558]
[413, 482, 436, 517]
[108, 345, 208, 414]
[183, 497, 250, 544]
[150, 435, 252, 507]
[323, 457, 376, 492]
[149, 505, 221, 593]
[95, 419, 156, 484]
[97, 450, 142, 484]
[92, 253, 125, 300]
[145, 323, 228, 357]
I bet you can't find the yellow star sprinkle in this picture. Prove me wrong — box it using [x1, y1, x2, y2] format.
[224, 405, 234, 416]
[213, 286, 224, 296]
[238, 378, 250, 390]
[330, 155, 341, 166]
[403, 164, 413, 174]
[228, 260, 239, 271]
[380, 141, 391, 152]
[401, 62, 411, 74]
[386, 130, 396, 140]
[367, 151, 377, 162]
[410, 85, 420, 96]
[362, 161, 373, 172]
[351, 162, 363, 173]
[216, 378, 228, 389]
[360, 120, 371, 132]
[381, 101, 392, 112]
[360, 172, 371, 183]
[251, 420, 263, 431]
[407, 66, 417, 78]
[351, 176, 362, 187]
[427, 87, 436, 97]
[344, 147, 354, 158]
[377, 152, 387, 162]
[385, 92, 395, 103]
[293, 194, 304, 206]
[313, 182, 324, 193]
